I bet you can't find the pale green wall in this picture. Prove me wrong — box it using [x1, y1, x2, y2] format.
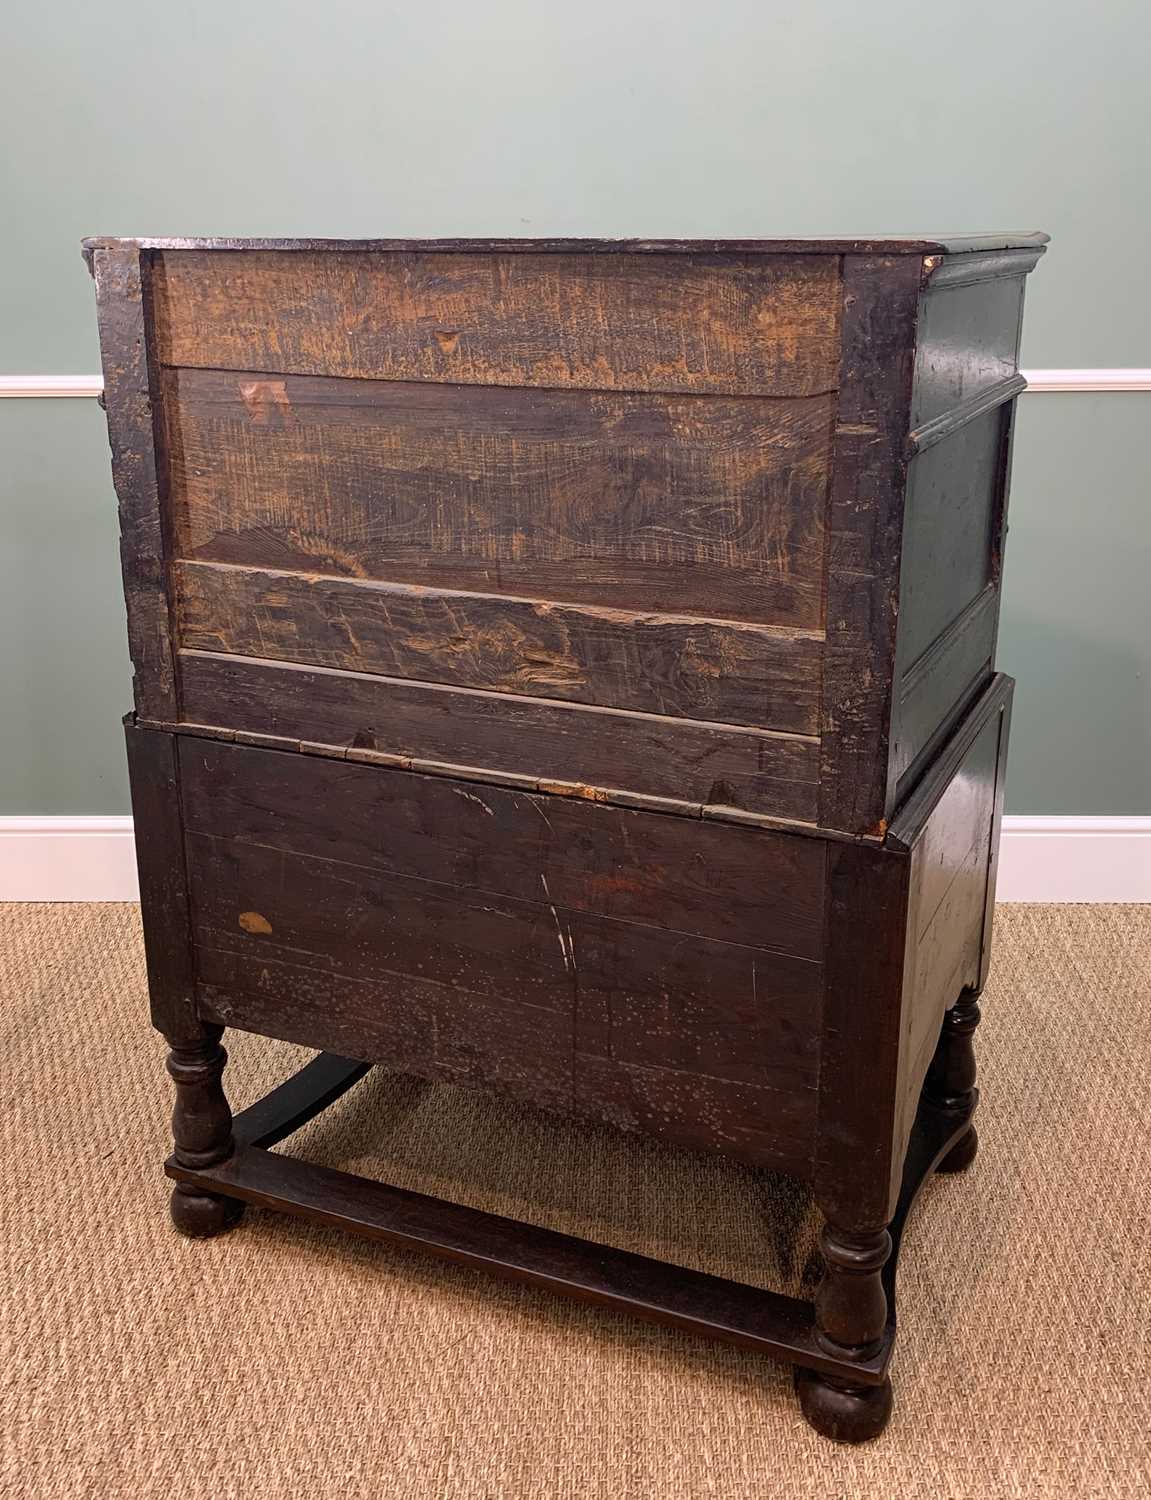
[1, 0, 1148, 812]
[1001, 397, 1149, 812]
[0, 402, 131, 813]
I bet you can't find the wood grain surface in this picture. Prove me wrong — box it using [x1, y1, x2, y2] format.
[89, 246, 178, 721]
[177, 650, 821, 820]
[163, 367, 832, 626]
[911, 266, 1028, 430]
[889, 584, 997, 801]
[817, 255, 922, 835]
[897, 406, 1007, 668]
[175, 560, 823, 733]
[152, 250, 841, 397]
[183, 741, 822, 1171]
[891, 686, 1010, 1179]
[123, 721, 198, 1041]
[89, 236, 1048, 1440]
[177, 737, 827, 958]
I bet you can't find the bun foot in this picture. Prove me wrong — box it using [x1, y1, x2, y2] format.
[170, 1183, 245, 1238]
[936, 1123, 978, 1174]
[795, 1368, 893, 1443]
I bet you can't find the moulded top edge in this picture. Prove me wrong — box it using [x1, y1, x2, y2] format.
[81, 232, 1050, 257]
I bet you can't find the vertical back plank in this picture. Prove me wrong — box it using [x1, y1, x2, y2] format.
[124, 718, 199, 1042]
[89, 245, 178, 722]
[815, 840, 912, 1227]
[818, 255, 923, 835]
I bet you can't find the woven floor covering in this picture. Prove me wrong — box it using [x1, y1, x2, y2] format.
[2, 902, 1148, 1499]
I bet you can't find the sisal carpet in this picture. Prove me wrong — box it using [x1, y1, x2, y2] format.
[1, 902, 1149, 1499]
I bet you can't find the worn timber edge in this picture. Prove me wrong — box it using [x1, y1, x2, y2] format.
[133, 713, 879, 845]
[83, 233, 1051, 261]
[89, 244, 179, 723]
[166, 1047, 973, 1384]
[123, 718, 199, 1041]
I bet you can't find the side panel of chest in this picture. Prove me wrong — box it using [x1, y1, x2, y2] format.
[889, 252, 1033, 804]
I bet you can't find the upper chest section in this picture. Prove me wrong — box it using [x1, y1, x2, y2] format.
[92, 238, 1043, 835]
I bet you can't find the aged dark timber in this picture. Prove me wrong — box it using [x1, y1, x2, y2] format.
[89, 232, 1045, 1444]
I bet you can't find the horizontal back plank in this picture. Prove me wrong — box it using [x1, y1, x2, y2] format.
[187, 835, 822, 1068]
[152, 250, 841, 397]
[177, 738, 827, 959]
[163, 368, 831, 627]
[188, 833, 819, 1170]
[175, 560, 823, 734]
[197, 961, 815, 1174]
[176, 650, 821, 822]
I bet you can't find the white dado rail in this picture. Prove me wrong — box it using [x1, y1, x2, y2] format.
[0, 375, 105, 397]
[1019, 370, 1151, 391]
[1, 370, 1151, 397]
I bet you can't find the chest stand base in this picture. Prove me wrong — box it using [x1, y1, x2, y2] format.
[164, 1047, 976, 1441]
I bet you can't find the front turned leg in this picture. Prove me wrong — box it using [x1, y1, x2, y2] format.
[925, 988, 981, 1173]
[165, 1023, 243, 1237]
[795, 1223, 893, 1442]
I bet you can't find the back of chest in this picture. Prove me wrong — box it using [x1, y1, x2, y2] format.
[90, 232, 1045, 1441]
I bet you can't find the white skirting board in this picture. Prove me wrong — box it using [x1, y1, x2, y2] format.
[993, 817, 1151, 902]
[0, 815, 1147, 903]
[0, 817, 141, 901]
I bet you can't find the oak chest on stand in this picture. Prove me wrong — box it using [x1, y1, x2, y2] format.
[88, 232, 1046, 1442]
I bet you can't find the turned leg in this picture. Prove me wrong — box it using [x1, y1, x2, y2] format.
[165, 1023, 243, 1237]
[795, 1222, 893, 1442]
[925, 988, 981, 1172]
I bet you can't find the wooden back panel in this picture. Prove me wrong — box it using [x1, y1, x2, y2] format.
[122, 244, 842, 823]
